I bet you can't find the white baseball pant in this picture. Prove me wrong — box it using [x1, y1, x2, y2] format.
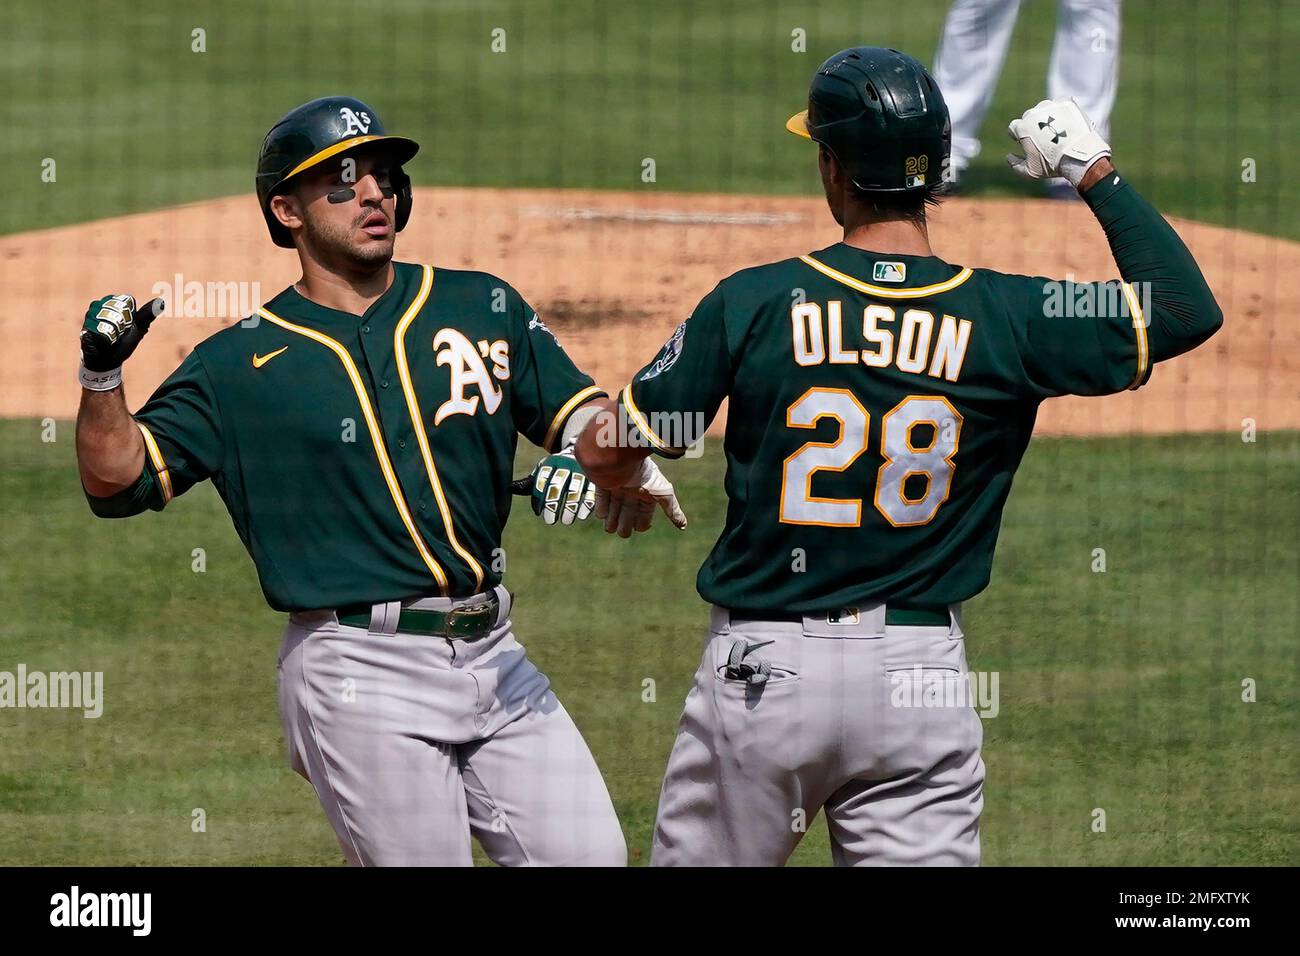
[651, 604, 985, 866]
[276, 586, 626, 866]
[933, 0, 1122, 175]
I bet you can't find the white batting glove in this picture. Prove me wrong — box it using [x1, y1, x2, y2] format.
[1006, 97, 1111, 187]
[594, 458, 688, 538]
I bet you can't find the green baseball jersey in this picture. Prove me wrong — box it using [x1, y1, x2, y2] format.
[106, 260, 603, 611]
[622, 172, 1220, 613]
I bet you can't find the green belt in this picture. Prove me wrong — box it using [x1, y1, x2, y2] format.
[882, 606, 952, 627]
[337, 597, 499, 640]
[730, 603, 951, 628]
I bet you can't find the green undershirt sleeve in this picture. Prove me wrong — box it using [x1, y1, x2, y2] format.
[1083, 167, 1224, 363]
[83, 466, 165, 518]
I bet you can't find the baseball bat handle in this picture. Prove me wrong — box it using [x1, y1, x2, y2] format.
[509, 476, 532, 496]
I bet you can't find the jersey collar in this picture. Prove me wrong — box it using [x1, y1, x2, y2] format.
[802, 243, 972, 298]
[264, 260, 422, 327]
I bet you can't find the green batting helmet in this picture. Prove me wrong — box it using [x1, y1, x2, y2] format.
[255, 96, 420, 248]
[786, 47, 950, 193]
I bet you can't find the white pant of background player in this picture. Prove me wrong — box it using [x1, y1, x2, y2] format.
[652, 605, 985, 866]
[277, 586, 626, 866]
[933, 0, 1121, 177]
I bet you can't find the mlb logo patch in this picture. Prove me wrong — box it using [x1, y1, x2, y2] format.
[827, 607, 861, 626]
[906, 174, 926, 187]
[872, 261, 907, 283]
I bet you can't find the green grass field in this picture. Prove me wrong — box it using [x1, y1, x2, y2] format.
[4, 0, 1296, 238]
[2, 0, 1296, 867]
[1, 421, 1295, 865]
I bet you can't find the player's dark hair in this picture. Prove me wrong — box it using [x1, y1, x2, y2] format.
[848, 181, 945, 226]
[821, 144, 944, 226]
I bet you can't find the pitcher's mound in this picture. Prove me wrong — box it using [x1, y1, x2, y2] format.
[3, 187, 1293, 436]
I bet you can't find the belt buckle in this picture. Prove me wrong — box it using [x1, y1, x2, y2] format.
[445, 600, 495, 641]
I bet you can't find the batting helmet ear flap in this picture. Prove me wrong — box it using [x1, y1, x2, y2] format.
[393, 166, 413, 233]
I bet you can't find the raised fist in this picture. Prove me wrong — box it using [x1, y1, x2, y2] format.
[1006, 98, 1111, 188]
[79, 295, 163, 388]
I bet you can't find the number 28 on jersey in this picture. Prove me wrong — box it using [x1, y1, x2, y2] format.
[781, 300, 968, 531]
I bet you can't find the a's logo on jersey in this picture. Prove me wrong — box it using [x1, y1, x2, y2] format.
[873, 261, 907, 283]
[433, 328, 508, 425]
[639, 320, 687, 382]
[339, 107, 372, 136]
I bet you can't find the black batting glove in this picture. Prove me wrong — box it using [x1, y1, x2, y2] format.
[80, 294, 161, 372]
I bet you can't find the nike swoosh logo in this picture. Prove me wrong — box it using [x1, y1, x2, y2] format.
[252, 346, 288, 369]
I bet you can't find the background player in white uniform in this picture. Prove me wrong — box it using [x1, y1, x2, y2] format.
[933, 0, 1121, 193]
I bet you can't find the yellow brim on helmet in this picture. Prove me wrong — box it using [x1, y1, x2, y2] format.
[284, 134, 419, 179]
[785, 110, 812, 139]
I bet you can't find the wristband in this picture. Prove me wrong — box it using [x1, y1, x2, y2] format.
[1059, 151, 1110, 188]
[559, 402, 603, 451]
[79, 362, 122, 392]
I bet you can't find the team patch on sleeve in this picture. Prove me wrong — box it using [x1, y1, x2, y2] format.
[528, 312, 564, 349]
[639, 321, 688, 382]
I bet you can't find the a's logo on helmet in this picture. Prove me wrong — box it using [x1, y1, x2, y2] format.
[339, 107, 372, 136]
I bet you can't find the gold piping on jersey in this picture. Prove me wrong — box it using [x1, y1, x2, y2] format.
[135, 421, 173, 504]
[1121, 282, 1150, 390]
[545, 385, 605, 451]
[799, 254, 973, 299]
[394, 265, 485, 591]
[257, 304, 450, 594]
[620, 384, 672, 452]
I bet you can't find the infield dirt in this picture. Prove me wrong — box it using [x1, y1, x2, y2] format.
[3, 187, 1294, 436]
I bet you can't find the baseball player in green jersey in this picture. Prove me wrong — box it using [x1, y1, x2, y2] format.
[576, 47, 1222, 866]
[73, 96, 681, 865]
